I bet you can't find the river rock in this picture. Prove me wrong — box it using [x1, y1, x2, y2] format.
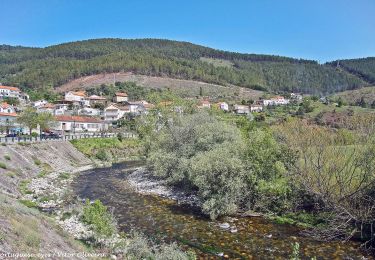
[219, 223, 230, 229]
[230, 228, 238, 233]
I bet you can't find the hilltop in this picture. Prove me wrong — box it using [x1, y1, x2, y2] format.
[0, 38, 373, 96]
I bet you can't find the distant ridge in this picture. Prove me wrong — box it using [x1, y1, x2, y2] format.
[0, 38, 373, 94]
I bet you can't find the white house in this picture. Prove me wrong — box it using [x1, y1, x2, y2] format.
[197, 100, 211, 109]
[0, 86, 29, 102]
[113, 92, 128, 103]
[54, 115, 109, 133]
[290, 93, 303, 101]
[104, 104, 130, 121]
[263, 96, 290, 106]
[217, 102, 229, 111]
[37, 103, 56, 114]
[0, 102, 16, 114]
[32, 100, 49, 108]
[126, 101, 154, 114]
[233, 104, 250, 115]
[64, 91, 86, 102]
[78, 107, 102, 116]
[250, 104, 263, 112]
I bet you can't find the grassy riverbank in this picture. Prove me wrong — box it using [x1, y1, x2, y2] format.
[70, 137, 144, 162]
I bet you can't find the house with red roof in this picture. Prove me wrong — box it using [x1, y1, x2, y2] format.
[0, 102, 16, 114]
[53, 115, 109, 133]
[0, 85, 29, 102]
[197, 100, 211, 109]
[113, 92, 128, 103]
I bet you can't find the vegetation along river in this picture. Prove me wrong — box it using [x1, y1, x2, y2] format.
[71, 162, 370, 259]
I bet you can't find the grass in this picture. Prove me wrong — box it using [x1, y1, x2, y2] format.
[32, 156, 42, 166]
[0, 162, 7, 169]
[7, 172, 15, 178]
[59, 172, 70, 180]
[19, 180, 32, 195]
[37, 170, 49, 178]
[71, 137, 143, 161]
[11, 216, 41, 249]
[19, 199, 38, 208]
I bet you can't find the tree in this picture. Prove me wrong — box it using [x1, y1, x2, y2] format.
[147, 112, 246, 219]
[17, 107, 39, 135]
[337, 97, 344, 107]
[37, 112, 56, 135]
[357, 97, 367, 108]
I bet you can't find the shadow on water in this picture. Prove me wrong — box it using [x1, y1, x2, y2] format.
[71, 161, 371, 260]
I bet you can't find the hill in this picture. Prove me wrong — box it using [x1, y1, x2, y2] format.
[0, 38, 372, 95]
[332, 86, 375, 107]
[326, 57, 375, 84]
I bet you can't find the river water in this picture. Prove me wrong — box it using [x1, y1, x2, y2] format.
[71, 162, 370, 259]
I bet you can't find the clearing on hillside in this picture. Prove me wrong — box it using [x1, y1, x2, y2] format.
[56, 72, 264, 101]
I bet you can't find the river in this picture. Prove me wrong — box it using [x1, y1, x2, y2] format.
[71, 162, 369, 259]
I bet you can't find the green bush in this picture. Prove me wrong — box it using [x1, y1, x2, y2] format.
[19, 200, 38, 208]
[0, 162, 6, 169]
[59, 172, 70, 180]
[19, 180, 32, 195]
[81, 199, 115, 237]
[95, 150, 109, 161]
[4, 155, 11, 161]
[32, 156, 42, 166]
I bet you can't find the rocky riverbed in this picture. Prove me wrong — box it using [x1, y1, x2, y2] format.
[126, 167, 201, 208]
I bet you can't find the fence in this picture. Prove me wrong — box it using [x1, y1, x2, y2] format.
[0, 132, 136, 144]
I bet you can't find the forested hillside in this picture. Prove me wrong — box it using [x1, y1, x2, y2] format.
[326, 57, 375, 84]
[0, 38, 371, 94]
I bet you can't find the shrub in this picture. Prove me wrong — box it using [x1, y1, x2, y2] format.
[81, 199, 116, 237]
[0, 162, 6, 169]
[4, 155, 11, 161]
[19, 180, 32, 195]
[19, 199, 38, 208]
[37, 170, 48, 178]
[95, 150, 109, 161]
[33, 157, 42, 166]
[59, 172, 70, 180]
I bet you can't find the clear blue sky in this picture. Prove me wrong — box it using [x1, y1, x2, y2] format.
[1, 0, 374, 62]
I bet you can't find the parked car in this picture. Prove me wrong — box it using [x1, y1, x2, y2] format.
[5, 133, 18, 138]
[41, 132, 61, 139]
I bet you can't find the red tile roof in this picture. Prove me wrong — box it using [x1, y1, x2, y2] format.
[0, 112, 17, 117]
[115, 92, 128, 97]
[0, 86, 21, 92]
[70, 91, 86, 97]
[88, 95, 107, 100]
[0, 102, 10, 109]
[55, 115, 102, 123]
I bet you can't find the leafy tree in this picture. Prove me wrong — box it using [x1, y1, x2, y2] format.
[37, 112, 56, 135]
[16, 107, 39, 135]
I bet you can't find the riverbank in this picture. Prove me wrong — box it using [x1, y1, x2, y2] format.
[0, 140, 193, 259]
[0, 141, 95, 257]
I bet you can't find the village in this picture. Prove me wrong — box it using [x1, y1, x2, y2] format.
[0, 84, 302, 137]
